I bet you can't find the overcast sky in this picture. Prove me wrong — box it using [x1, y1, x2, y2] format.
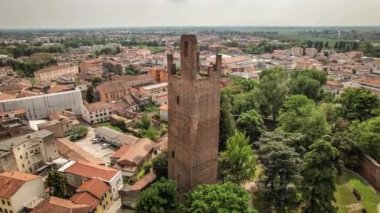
[0, 0, 379, 29]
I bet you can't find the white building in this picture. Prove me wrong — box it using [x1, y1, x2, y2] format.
[0, 89, 83, 120]
[0, 130, 59, 173]
[81, 102, 111, 124]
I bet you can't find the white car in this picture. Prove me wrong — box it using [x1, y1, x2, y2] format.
[101, 143, 111, 149]
[91, 138, 101, 143]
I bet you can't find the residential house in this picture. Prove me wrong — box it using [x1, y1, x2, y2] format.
[32, 196, 90, 213]
[70, 178, 112, 213]
[119, 172, 156, 209]
[58, 160, 123, 200]
[34, 65, 79, 83]
[0, 171, 46, 213]
[112, 138, 156, 178]
[81, 102, 112, 124]
[94, 126, 139, 148]
[0, 130, 59, 173]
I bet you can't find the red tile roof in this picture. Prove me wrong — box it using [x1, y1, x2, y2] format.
[117, 138, 155, 166]
[0, 171, 41, 199]
[70, 192, 99, 210]
[32, 196, 90, 213]
[77, 178, 109, 199]
[64, 161, 119, 182]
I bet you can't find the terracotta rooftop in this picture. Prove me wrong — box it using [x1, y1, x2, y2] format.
[129, 172, 156, 191]
[56, 138, 103, 165]
[84, 102, 111, 113]
[77, 178, 110, 199]
[63, 160, 119, 182]
[32, 196, 90, 213]
[97, 81, 131, 95]
[35, 64, 76, 75]
[118, 138, 156, 166]
[0, 92, 16, 101]
[0, 171, 40, 199]
[70, 192, 99, 210]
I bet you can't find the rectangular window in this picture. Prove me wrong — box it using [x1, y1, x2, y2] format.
[176, 96, 179, 105]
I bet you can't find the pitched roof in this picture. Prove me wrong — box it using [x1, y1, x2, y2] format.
[32, 196, 90, 213]
[63, 161, 119, 182]
[84, 102, 111, 113]
[70, 192, 99, 210]
[56, 138, 103, 165]
[0, 171, 40, 199]
[35, 65, 76, 75]
[117, 138, 155, 166]
[77, 178, 110, 199]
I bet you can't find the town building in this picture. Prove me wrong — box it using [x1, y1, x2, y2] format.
[168, 35, 221, 193]
[149, 66, 168, 82]
[94, 126, 139, 148]
[81, 102, 112, 124]
[58, 160, 123, 200]
[79, 59, 103, 77]
[34, 65, 79, 83]
[0, 89, 83, 120]
[56, 138, 104, 165]
[96, 74, 155, 102]
[119, 172, 156, 209]
[111, 138, 156, 178]
[305, 48, 318, 58]
[159, 104, 168, 122]
[291, 47, 304, 57]
[0, 130, 59, 173]
[32, 196, 90, 213]
[0, 171, 46, 213]
[139, 82, 168, 97]
[70, 178, 112, 213]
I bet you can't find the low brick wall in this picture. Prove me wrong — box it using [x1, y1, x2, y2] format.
[359, 155, 380, 191]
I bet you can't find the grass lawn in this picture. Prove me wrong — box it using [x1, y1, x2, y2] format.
[335, 170, 380, 213]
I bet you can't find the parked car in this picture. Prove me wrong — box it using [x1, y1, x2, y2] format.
[91, 137, 101, 144]
[101, 143, 111, 149]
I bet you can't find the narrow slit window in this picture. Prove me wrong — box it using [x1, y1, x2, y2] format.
[184, 41, 189, 57]
[176, 96, 180, 105]
[172, 150, 175, 158]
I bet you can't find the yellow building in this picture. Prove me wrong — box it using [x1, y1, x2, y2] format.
[0, 171, 46, 213]
[70, 178, 112, 213]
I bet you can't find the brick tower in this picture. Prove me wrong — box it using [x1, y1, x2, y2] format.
[167, 35, 221, 194]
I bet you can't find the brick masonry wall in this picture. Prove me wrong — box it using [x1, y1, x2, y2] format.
[359, 155, 380, 190]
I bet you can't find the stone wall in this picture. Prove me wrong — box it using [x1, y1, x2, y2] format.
[359, 155, 380, 190]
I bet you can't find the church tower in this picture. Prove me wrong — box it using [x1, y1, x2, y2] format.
[167, 35, 221, 194]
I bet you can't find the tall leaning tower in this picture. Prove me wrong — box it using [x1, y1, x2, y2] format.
[167, 35, 221, 194]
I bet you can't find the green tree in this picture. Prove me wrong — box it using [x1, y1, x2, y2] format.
[236, 109, 265, 142]
[136, 178, 178, 213]
[259, 141, 301, 212]
[232, 91, 256, 115]
[69, 125, 88, 141]
[254, 68, 289, 121]
[336, 87, 380, 121]
[219, 89, 236, 151]
[46, 170, 69, 198]
[331, 131, 361, 171]
[218, 132, 256, 184]
[279, 95, 331, 147]
[300, 138, 338, 213]
[152, 152, 168, 178]
[352, 117, 380, 161]
[289, 69, 327, 101]
[320, 102, 337, 125]
[184, 182, 253, 213]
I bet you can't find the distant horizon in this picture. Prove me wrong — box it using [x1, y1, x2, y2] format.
[2, 25, 380, 31]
